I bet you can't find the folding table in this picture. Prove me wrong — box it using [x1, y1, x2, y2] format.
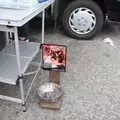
[0, 0, 54, 111]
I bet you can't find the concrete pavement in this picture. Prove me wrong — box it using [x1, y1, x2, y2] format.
[1, 23, 120, 120]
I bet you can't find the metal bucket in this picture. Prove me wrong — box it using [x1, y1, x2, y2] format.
[38, 82, 64, 103]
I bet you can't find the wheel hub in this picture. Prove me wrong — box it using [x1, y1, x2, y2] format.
[69, 8, 96, 34]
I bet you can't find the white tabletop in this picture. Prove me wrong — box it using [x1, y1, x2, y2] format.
[0, 0, 54, 27]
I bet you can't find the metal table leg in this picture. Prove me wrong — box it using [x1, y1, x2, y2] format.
[42, 9, 45, 44]
[14, 27, 21, 75]
[5, 32, 9, 45]
[19, 77, 26, 112]
[14, 27, 25, 111]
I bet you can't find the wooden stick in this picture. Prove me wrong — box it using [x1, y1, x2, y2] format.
[49, 71, 60, 84]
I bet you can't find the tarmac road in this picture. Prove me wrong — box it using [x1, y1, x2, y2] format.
[1, 22, 120, 120]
